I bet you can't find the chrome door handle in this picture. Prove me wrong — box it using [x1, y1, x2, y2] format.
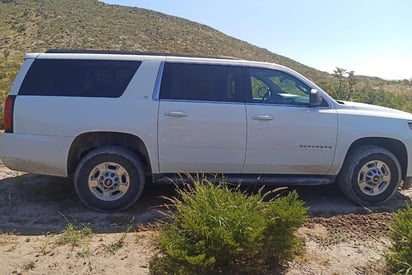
[252, 115, 273, 121]
[164, 111, 188, 117]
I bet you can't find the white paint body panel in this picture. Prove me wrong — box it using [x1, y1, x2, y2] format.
[0, 52, 412, 182]
[0, 133, 71, 176]
[0, 56, 162, 176]
[331, 102, 412, 177]
[244, 104, 338, 174]
[158, 101, 247, 173]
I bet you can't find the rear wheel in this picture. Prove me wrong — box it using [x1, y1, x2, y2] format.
[74, 146, 145, 211]
[338, 145, 401, 205]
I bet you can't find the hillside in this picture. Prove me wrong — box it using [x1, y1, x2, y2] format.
[0, 0, 326, 77]
[0, 0, 411, 124]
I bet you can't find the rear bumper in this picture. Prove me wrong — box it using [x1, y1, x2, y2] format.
[0, 133, 72, 177]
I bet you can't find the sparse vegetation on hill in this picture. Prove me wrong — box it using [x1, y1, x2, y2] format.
[0, 0, 411, 128]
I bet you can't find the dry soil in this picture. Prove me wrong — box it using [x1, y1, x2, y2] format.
[0, 160, 411, 274]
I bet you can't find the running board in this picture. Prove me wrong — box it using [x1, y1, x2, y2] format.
[152, 173, 335, 186]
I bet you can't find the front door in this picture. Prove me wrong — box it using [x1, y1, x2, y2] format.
[243, 67, 338, 174]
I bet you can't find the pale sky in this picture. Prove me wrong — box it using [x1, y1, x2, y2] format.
[100, 0, 412, 80]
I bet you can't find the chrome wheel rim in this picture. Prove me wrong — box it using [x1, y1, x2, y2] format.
[88, 162, 130, 201]
[357, 160, 391, 196]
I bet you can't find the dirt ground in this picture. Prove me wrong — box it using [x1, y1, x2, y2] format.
[0, 160, 411, 275]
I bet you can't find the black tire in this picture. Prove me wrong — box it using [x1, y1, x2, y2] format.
[74, 146, 145, 212]
[337, 145, 401, 205]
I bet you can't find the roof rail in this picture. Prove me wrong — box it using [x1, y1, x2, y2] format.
[45, 49, 241, 60]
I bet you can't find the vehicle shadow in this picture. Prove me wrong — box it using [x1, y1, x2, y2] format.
[238, 183, 412, 216]
[293, 184, 412, 217]
[0, 174, 175, 235]
[0, 174, 410, 235]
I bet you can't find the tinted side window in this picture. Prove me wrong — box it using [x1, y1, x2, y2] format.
[160, 63, 244, 102]
[19, 59, 141, 97]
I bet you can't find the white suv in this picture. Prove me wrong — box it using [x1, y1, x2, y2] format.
[1, 50, 412, 211]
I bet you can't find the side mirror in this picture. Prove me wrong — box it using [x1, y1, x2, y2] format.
[309, 89, 322, 106]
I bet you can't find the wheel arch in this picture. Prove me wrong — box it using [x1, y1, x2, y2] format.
[342, 137, 407, 179]
[67, 132, 152, 177]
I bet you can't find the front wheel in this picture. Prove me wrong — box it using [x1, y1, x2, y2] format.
[338, 145, 401, 205]
[74, 146, 145, 212]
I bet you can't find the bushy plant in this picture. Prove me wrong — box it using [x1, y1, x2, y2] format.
[386, 204, 412, 274]
[150, 177, 308, 274]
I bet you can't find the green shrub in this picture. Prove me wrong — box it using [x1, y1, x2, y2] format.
[386, 204, 412, 274]
[150, 177, 308, 274]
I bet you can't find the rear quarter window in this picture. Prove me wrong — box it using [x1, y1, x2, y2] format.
[19, 59, 141, 97]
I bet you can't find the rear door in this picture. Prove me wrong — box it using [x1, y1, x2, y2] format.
[158, 62, 247, 173]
